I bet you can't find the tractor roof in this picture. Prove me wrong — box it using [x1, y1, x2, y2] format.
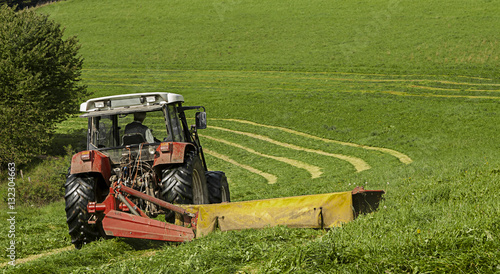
[79, 92, 184, 117]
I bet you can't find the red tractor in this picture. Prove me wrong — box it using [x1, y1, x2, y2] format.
[65, 92, 385, 249]
[65, 92, 229, 248]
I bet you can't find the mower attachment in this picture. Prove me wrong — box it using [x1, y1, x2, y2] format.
[88, 182, 384, 242]
[181, 186, 384, 237]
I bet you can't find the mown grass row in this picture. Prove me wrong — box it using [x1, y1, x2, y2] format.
[80, 68, 500, 100]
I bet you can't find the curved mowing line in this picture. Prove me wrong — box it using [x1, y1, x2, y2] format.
[84, 78, 220, 84]
[379, 90, 500, 100]
[202, 135, 322, 179]
[411, 85, 500, 93]
[85, 73, 500, 88]
[355, 89, 500, 100]
[214, 119, 413, 165]
[82, 68, 495, 82]
[87, 82, 154, 87]
[410, 85, 500, 92]
[436, 80, 500, 87]
[209, 126, 371, 172]
[204, 148, 278, 184]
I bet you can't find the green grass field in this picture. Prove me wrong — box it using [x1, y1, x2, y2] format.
[1, 0, 499, 272]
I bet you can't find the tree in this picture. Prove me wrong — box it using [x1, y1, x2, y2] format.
[0, 1, 53, 10]
[0, 5, 89, 167]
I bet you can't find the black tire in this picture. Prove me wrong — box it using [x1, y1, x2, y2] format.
[206, 171, 231, 203]
[64, 174, 104, 249]
[160, 151, 209, 221]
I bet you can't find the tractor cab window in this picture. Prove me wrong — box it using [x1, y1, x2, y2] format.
[89, 115, 117, 149]
[166, 104, 186, 142]
[89, 109, 169, 149]
[118, 110, 167, 146]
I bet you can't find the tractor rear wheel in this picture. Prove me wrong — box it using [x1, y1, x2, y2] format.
[64, 173, 105, 249]
[160, 151, 209, 221]
[206, 171, 231, 203]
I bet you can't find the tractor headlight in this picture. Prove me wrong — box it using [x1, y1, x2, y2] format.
[94, 101, 105, 108]
[81, 151, 92, 161]
[160, 142, 171, 153]
[146, 96, 156, 103]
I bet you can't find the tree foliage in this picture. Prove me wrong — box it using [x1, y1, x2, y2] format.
[0, 5, 88, 167]
[0, 0, 55, 10]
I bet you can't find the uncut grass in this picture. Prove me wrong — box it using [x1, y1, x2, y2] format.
[38, 0, 500, 77]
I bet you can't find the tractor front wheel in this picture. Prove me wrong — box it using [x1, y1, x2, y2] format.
[65, 173, 105, 249]
[206, 171, 231, 203]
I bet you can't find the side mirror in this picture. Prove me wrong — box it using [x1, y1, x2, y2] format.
[195, 112, 207, 129]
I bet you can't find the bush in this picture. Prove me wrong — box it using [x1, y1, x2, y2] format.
[15, 146, 73, 205]
[0, 5, 88, 167]
[0, 0, 58, 10]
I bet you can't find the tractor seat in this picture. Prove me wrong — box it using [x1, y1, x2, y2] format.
[122, 133, 146, 145]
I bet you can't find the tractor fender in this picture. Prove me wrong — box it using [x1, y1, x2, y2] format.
[70, 150, 112, 185]
[153, 142, 196, 167]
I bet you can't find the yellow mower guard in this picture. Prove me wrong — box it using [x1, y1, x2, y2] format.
[181, 187, 383, 237]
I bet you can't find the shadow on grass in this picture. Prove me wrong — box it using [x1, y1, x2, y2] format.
[48, 128, 87, 156]
[118, 238, 174, 251]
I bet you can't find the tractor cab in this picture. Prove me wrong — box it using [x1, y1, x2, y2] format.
[79, 92, 206, 165]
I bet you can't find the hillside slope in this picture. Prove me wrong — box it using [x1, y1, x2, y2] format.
[38, 0, 500, 77]
[0, 0, 498, 273]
